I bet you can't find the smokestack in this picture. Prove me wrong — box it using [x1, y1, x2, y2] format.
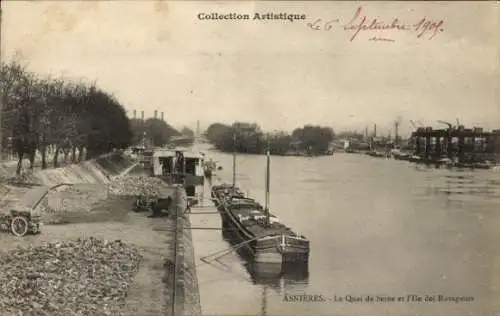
[373, 124, 377, 137]
[161, 112, 164, 121]
[154, 110, 158, 119]
[141, 111, 144, 121]
[133, 110, 137, 119]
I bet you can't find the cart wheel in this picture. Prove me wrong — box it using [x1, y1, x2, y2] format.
[10, 216, 29, 237]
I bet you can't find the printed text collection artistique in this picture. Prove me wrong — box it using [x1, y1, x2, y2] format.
[197, 12, 306, 22]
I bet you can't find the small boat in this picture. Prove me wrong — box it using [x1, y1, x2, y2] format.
[408, 155, 423, 163]
[390, 149, 411, 161]
[366, 151, 386, 158]
[452, 160, 494, 170]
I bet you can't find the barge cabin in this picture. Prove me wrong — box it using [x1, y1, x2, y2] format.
[139, 148, 154, 169]
[411, 126, 500, 164]
[151, 149, 205, 201]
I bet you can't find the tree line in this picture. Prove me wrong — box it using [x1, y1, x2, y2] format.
[0, 60, 187, 175]
[129, 118, 181, 148]
[0, 60, 136, 175]
[205, 122, 335, 156]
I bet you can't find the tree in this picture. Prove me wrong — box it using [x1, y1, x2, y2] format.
[267, 131, 292, 155]
[84, 89, 133, 158]
[180, 126, 194, 137]
[205, 122, 265, 154]
[0, 59, 28, 159]
[205, 121, 335, 156]
[129, 118, 180, 147]
[232, 122, 264, 154]
[291, 125, 335, 155]
[205, 123, 231, 144]
[0, 59, 135, 174]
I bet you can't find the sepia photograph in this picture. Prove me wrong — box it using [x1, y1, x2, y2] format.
[0, 1, 499, 316]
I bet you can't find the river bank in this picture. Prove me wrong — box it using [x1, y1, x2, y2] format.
[0, 152, 202, 316]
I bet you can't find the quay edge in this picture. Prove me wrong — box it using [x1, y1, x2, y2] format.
[172, 186, 202, 316]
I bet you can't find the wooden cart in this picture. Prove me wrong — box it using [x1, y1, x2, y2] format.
[0, 186, 47, 237]
[0, 209, 41, 237]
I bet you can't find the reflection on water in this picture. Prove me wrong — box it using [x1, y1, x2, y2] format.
[245, 262, 309, 287]
[220, 226, 310, 289]
[422, 170, 500, 200]
[191, 147, 500, 316]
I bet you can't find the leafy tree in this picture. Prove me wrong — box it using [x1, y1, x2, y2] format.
[180, 126, 194, 137]
[292, 125, 335, 155]
[232, 122, 264, 154]
[205, 122, 335, 156]
[206, 122, 264, 154]
[129, 118, 180, 147]
[205, 123, 231, 144]
[0, 59, 134, 175]
[267, 131, 292, 155]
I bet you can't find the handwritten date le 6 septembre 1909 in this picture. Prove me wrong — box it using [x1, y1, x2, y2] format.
[306, 7, 444, 41]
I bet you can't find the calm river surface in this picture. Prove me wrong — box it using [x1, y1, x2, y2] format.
[190, 147, 500, 316]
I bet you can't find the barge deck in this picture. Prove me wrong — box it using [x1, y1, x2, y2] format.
[211, 184, 309, 264]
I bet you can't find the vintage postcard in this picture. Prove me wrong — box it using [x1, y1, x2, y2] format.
[0, 1, 499, 316]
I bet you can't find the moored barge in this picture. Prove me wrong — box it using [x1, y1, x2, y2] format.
[211, 184, 310, 264]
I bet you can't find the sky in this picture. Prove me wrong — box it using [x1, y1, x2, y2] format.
[1, 1, 499, 136]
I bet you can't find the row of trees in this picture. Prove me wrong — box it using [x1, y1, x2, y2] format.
[128, 120, 196, 148]
[205, 122, 335, 155]
[0, 60, 133, 175]
[129, 118, 180, 147]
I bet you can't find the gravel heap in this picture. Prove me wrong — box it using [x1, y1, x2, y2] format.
[107, 176, 174, 196]
[0, 237, 142, 316]
[40, 185, 108, 224]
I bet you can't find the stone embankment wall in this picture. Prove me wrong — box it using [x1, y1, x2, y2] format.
[181, 215, 203, 316]
[171, 187, 203, 316]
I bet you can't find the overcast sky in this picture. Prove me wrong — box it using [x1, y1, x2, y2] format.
[1, 1, 498, 135]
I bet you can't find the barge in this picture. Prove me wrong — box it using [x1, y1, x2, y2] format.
[151, 148, 205, 202]
[209, 138, 310, 264]
[211, 184, 309, 264]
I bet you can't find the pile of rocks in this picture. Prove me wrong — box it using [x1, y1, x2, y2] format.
[0, 237, 142, 315]
[41, 185, 108, 224]
[107, 176, 174, 197]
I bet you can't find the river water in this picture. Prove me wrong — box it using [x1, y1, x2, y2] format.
[190, 147, 500, 316]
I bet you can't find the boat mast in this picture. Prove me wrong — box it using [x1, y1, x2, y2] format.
[265, 140, 270, 227]
[232, 132, 236, 188]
